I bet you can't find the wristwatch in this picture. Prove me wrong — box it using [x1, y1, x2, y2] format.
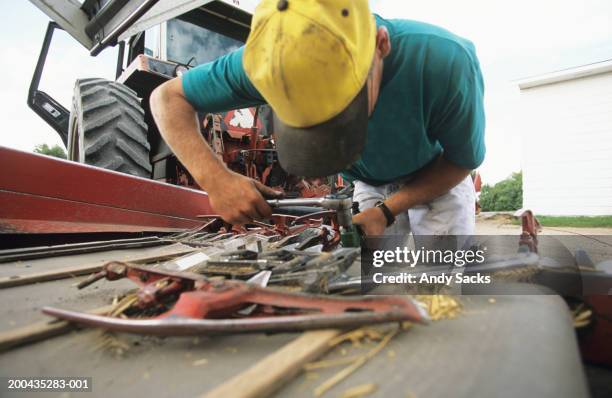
[375, 201, 395, 227]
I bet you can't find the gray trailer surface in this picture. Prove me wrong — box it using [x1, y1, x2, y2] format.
[0, 242, 589, 398]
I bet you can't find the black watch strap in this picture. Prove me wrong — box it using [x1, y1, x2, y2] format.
[375, 201, 395, 227]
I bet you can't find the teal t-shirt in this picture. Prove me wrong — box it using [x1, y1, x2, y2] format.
[182, 15, 485, 185]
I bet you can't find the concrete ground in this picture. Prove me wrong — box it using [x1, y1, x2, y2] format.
[476, 213, 612, 235]
[476, 214, 612, 265]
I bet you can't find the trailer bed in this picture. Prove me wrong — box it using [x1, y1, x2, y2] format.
[0, 243, 589, 398]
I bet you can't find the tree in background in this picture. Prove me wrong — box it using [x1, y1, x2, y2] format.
[480, 172, 523, 211]
[34, 144, 67, 159]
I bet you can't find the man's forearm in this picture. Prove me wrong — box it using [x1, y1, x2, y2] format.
[385, 156, 471, 215]
[150, 78, 229, 190]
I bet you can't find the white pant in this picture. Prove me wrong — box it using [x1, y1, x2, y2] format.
[353, 175, 476, 236]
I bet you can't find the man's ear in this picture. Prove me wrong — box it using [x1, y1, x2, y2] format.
[375, 26, 391, 58]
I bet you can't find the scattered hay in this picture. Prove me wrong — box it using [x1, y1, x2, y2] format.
[192, 358, 209, 366]
[313, 327, 398, 397]
[339, 383, 377, 398]
[328, 328, 384, 348]
[92, 331, 131, 357]
[572, 303, 593, 328]
[414, 295, 461, 321]
[304, 355, 362, 371]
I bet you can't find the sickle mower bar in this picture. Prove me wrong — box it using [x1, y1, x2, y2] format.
[43, 262, 427, 335]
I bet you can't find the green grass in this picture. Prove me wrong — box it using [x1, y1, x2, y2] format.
[511, 215, 612, 228]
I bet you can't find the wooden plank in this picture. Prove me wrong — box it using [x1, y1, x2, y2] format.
[0, 245, 195, 289]
[0, 264, 104, 289]
[0, 305, 113, 352]
[202, 329, 342, 398]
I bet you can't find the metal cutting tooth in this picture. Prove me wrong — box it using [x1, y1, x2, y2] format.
[225, 234, 270, 252]
[222, 238, 248, 251]
[268, 234, 300, 249]
[206, 232, 237, 243]
[191, 232, 212, 240]
[244, 234, 275, 252]
[195, 232, 220, 242]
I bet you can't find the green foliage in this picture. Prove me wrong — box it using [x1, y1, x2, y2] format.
[34, 143, 67, 159]
[512, 216, 612, 228]
[480, 172, 522, 211]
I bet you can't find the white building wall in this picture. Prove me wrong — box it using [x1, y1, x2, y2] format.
[519, 70, 612, 215]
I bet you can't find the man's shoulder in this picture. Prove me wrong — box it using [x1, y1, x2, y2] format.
[181, 47, 264, 112]
[376, 15, 477, 62]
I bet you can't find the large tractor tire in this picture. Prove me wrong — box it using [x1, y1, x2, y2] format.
[68, 78, 152, 178]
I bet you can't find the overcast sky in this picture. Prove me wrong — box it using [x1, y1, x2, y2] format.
[1, 0, 611, 183]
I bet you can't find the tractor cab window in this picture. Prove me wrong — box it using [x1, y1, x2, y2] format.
[144, 25, 161, 58]
[166, 18, 242, 66]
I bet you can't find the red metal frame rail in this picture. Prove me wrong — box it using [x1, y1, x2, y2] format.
[0, 146, 212, 233]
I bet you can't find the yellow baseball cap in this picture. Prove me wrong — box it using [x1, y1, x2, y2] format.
[243, 0, 376, 177]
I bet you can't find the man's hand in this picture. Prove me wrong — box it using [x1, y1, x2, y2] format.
[207, 170, 282, 225]
[150, 78, 281, 225]
[353, 207, 387, 236]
